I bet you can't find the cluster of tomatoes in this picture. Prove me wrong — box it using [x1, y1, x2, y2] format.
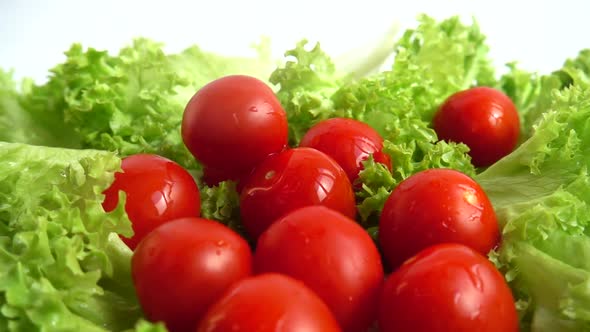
[102, 75, 522, 332]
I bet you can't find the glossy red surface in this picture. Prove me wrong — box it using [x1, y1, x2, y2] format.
[182, 75, 288, 181]
[378, 243, 519, 332]
[132, 218, 252, 332]
[239, 147, 356, 239]
[434, 86, 520, 167]
[197, 273, 341, 332]
[102, 154, 201, 249]
[255, 206, 384, 332]
[299, 117, 391, 183]
[379, 168, 499, 269]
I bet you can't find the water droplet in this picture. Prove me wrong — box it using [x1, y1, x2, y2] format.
[395, 281, 408, 295]
[265, 170, 276, 180]
[215, 249, 222, 255]
[248, 106, 258, 112]
[348, 296, 353, 302]
[217, 240, 226, 246]
[468, 265, 484, 292]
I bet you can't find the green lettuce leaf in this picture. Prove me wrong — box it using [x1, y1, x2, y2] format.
[0, 70, 39, 144]
[17, 38, 274, 170]
[269, 40, 344, 145]
[477, 82, 590, 331]
[199, 180, 247, 240]
[0, 142, 159, 331]
[497, 48, 590, 142]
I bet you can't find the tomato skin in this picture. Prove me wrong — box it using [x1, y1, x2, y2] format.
[378, 168, 499, 269]
[181, 75, 288, 181]
[239, 147, 356, 239]
[299, 117, 392, 183]
[433, 86, 520, 167]
[197, 273, 342, 332]
[378, 243, 518, 332]
[102, 154, 201, 250]
[254, 206, 384, 332]
[131, 218, 252, 332]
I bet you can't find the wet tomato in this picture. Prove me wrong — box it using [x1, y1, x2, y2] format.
[433, 86, 520, 167]
[379, 168, 499, 269]
[182, 75, 288, 183]
[102, 154, 201, 249]
[239, 147, 356, 239]
[197, 273, 341, 332]
[299, 117, 391, 184]
[132, 217, 252, 332]
[255, 206, 384, 332]
[378, 243, 518, 332]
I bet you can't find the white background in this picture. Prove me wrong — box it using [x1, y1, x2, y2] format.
[1, 0, 588, 83]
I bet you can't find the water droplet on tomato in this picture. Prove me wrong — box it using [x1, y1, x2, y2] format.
[466, 214, 480, 223]
[459, 184, 483, 210]
[468, 264, 484, 292]
[248, 106, 258, 112]
[217, 240, 226, 246]
[395, 281, 408, 295]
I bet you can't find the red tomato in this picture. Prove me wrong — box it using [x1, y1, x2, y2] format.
[433, 86, 520, 167]
[299, 117, 392, 184]
[239, 147, 356, 239]
[378, 168, 499, 269]
[182, 75, 288, 182]
[132, 217, 252, 332]
[378, 243, 518, 332]
[102, 154, 201, 249]
[255, 206, 384, 332]
[197, 273, 342, 332]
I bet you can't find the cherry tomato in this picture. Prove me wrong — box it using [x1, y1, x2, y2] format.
[255, 206, 384, 332]
[433, 86, 520, 167]
[378, 243, 518, 332]
[299, 117, 392, 184]
[197, 273, 341, 332]
[378, 168, 499, 269]
[239, 147, 356, 239]
[182, 75, 288, 182]
[102, 154, 201, 249]
[131, 217, 252, 332]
